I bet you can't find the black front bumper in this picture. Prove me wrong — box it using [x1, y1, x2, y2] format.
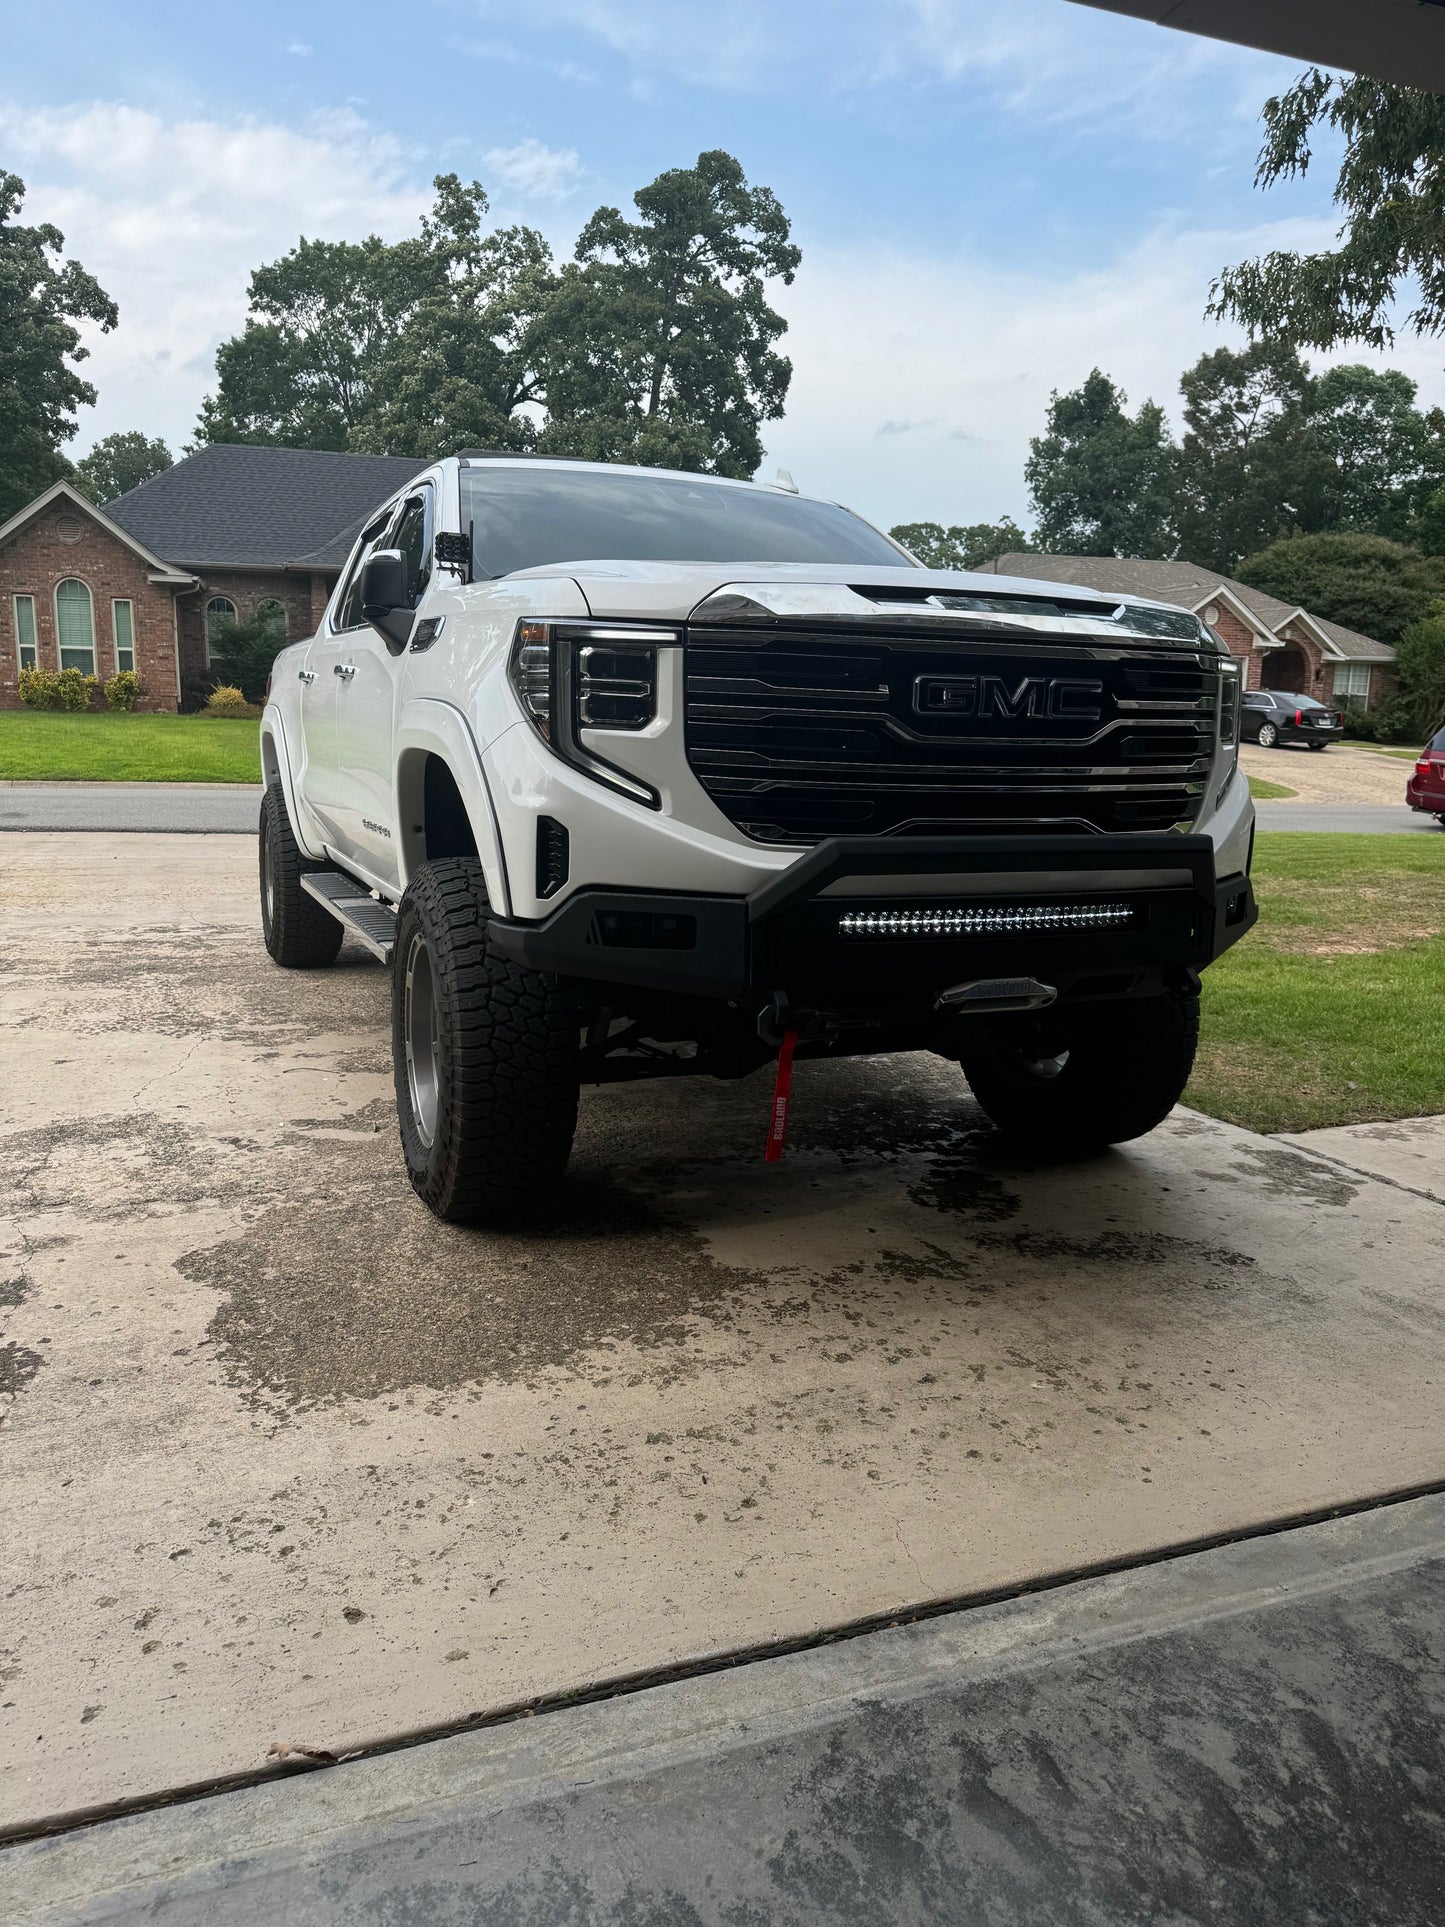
[487, 834, 1257, 1005]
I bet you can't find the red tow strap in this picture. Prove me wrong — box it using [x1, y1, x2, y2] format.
[764, 1028, 798, 1162]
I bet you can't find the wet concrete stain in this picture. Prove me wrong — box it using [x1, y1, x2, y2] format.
[0, 1114, 244, 1219]
[1227, 1143, 1362, 1208]
[0, 1250, 42, 1399]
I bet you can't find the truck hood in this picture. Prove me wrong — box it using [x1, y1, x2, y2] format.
[503, 559, 1213, 645]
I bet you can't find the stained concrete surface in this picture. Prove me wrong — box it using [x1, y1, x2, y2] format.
[9, 1494, 1445, 1924]
[2, 834, 1444, 1836]
[1282, 1115, 1445, 1206]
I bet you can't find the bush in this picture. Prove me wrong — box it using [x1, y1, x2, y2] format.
[18, 666, 62, 709]
[55, 667, 99, 711]
[203, 683, 262, 719]
[1337, 698, 1377, 741]
[103, 670, 140, 711]
[206, 608, 286, 704]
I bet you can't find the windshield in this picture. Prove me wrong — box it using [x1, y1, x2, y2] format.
[458, 465, 908, 576]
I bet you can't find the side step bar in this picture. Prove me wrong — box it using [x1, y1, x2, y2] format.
[300, 870, 398, 963]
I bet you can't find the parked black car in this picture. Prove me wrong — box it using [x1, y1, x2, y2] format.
[1240, 689, 1344, 749]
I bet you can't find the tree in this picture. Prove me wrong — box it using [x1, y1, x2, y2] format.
[1024, 370, 1177, 558]
[1173, 343, 1327, 571]
[1309, 365, 1429, 542]
[73, 431, 172, 503]
[1235, 533, 1445, 646]
[538, 151, 800, 478]
[195, 176, 555, 455]
[0, 172, 117, 521]
[205, 605, 288, 703]
[888, 518, 1032, 570]
[1393, 611, 1445, 740]
[1211, 75, 1445, 351]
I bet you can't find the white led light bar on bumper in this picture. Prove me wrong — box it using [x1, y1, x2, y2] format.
[838, 902, 1135, 938]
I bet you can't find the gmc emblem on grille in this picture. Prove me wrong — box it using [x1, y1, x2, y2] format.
[912, 674, 1103, 723]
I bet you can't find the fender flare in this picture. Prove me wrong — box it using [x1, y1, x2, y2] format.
[394, 698, 511, 916]
[259, 705, 326, 861]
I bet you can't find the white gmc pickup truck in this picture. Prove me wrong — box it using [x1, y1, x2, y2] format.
[258, 453, 1256, 1223]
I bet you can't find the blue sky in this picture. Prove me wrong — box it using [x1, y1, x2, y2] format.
[4, 0, 1437, 529]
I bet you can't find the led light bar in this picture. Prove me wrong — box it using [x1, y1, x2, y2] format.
[838, 902, 1135, 938]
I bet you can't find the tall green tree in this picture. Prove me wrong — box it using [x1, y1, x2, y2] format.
[1309, 365, 1429, 542]
[0, 172, 117, 521]
[1235, 532, 1445, 646]
[1211, 75, 1445, 351]
[73, 430, 172, 503]
[195, 175, 555, 455]
[1173, 343, 1327, 571]
[1024, 370, 1177, 558]
[1392, 610, 1445, 739]
[538, 151, 800, 478]
[889, 518, 1032, 570]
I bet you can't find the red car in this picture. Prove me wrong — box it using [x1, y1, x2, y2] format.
[1406, 725, 1445, 824]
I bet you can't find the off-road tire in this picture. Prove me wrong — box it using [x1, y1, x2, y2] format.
[259, 781, 344, 968]
[392, 858, 579, 1224]
[1256, 721, 1279, 748]
[957, 991, 1200, 1156]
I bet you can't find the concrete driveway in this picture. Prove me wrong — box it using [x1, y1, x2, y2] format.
[3, 834, 1444, 1837]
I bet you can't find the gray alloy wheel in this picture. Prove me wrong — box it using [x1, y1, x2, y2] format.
[1257, 720, 1280, 748]
[402, 929, 440, 1150]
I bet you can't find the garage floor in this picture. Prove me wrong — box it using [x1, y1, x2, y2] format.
[3, 834, 1443, 1836]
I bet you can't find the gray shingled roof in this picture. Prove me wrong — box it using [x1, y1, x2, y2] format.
[982, 553, 1395, 662]
[103, 444, 429, 571]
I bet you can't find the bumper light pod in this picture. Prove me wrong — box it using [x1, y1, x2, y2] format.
[838, 902, 1135, 938]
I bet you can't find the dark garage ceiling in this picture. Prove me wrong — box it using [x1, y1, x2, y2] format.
[1067, 0, 1445, 90]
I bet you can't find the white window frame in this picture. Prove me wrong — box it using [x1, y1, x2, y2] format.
[1332, 662, 1370, 707]
[13, 593, 38, 671]
[54, 577, 96, 675]
[112, 597, 136, 674]
[204, 596, 238, 667]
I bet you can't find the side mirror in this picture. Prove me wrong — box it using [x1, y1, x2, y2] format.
[360, 549, 412, 651]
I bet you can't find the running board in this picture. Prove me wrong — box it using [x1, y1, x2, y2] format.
[300, 870, 397, 963]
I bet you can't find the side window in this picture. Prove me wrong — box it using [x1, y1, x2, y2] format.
[1243, 693, 1268, 708]
[334, 511, 397, 632]
[392, 490, 434, 607]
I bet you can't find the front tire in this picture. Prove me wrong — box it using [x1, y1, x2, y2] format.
[259, 782, 343, 968]
[957, 991, 1200, 1156]
[1256, 721, 1279, 749]
[392, 859, 579, 1224]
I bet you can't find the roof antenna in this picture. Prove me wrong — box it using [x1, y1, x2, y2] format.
[772, 468, 799, 494]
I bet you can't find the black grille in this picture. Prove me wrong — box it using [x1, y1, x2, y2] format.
[684, 625, 1219, 843]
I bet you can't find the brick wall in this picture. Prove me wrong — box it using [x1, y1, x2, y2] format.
[175, 567, 336, 706]
[0, 509, 180, 711]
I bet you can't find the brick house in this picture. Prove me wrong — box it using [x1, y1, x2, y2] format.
[0, 445, 427, 712]
[980, 554, 1398, 710]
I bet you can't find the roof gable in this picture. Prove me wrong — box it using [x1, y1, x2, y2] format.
[0, 480, 197, 584]
[103, 444, 430, 571]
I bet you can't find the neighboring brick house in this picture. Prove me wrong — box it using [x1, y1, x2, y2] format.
[980, 554, 1398, 711]
[0, 445, 427, 712]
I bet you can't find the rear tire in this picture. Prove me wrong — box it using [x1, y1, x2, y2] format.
[392, 859, 579, 1224]
[259, 782, 344, 968]
[957, 991, 1200, 1156]
[1257, 721, 1279, 749]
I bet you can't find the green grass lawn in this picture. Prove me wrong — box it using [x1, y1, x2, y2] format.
[0, 711, 262, 783]
[1350, 742, 1423, 761]
[1187, 833, 1445, 1133]
[1246, 774, 1297, 800]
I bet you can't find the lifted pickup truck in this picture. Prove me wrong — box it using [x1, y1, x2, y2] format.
[259, 454, 1256, 1222]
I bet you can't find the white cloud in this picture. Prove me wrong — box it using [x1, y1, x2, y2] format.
[0, 102, 431, 452]
[482, 138, 583, 201]
[762, 220, 1445, 532]
[287, 40, 313, 57]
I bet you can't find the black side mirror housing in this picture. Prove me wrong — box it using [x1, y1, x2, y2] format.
[360, 549, 412, 651]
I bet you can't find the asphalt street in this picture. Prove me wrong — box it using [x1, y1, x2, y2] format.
[0, 782, 263, 834]
[1253, 801, 1439, 832]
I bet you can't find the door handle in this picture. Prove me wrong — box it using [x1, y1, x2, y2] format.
[334, 663, 356, 680]
[297, 668, 315, 684]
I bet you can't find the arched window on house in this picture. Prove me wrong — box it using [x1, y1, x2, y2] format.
[55, 578, 96, 674]
[255, 599, 287, 641]
[204, 596, 238, 665]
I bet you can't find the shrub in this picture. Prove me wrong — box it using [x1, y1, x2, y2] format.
[203, 683, 262, 720]
[18, 666, 63, 709]
[103, 670, 141, 711]
[206, 608, 286, 703]
[1337, 698, 1376, 741]
[55, 667, 99, 712]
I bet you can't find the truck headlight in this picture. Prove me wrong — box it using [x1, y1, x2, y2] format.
[1218, 661, 1240, 752]
[508, 621, 676, 808]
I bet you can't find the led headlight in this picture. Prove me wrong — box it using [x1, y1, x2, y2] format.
[508, 621, 677, 808]
[1218, 659, 1240, 750]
